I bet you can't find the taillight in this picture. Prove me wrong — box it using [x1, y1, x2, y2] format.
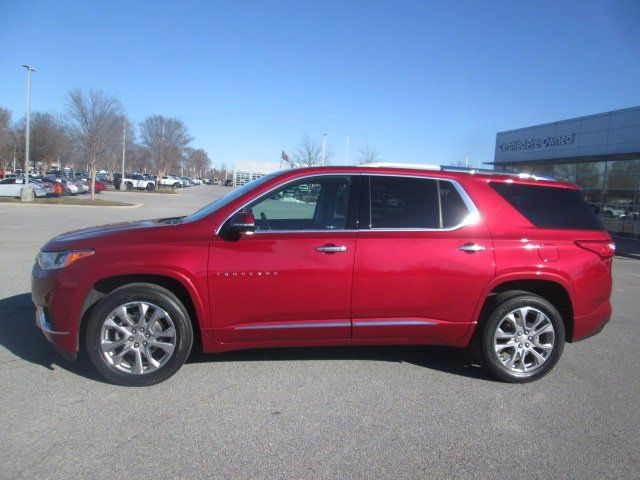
[575, 240, 615, 259]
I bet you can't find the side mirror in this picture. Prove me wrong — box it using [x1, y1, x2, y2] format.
[227, 211, 256, 236]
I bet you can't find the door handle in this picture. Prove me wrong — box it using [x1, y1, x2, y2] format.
[316, 245, 347, 253]
[457, 243, 486, 253]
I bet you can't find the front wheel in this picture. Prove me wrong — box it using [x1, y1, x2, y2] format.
[85, 283, 193, 386]
[477, 293, 565, 383]
[146, 183, 155, 191]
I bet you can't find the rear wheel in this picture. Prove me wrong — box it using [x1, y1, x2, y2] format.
[125, 182, 133, 190]
[146, 183, 155, 191]
[477, 293, 565, 383]
[85, 283, 193, 386]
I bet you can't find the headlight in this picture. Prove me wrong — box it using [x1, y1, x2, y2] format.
[36, 250, 94, 270]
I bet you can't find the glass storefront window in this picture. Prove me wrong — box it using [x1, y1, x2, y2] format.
[551, 163, 577, 183]
[607, 174, 638, 190]
[576, 162, 605, 189]
[582, 188, 603, 207]
[603, 189, 636, 202]
[607, 159, 640, 175]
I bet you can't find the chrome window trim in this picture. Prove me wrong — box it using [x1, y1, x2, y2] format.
[215, 171, 482, 235]
[215, 173, 356, 235]
[247, 229, 355, 235]
[235, 322, 350, 330]
[364, 173, 481, 232]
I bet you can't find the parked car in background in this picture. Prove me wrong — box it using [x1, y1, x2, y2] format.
[96, 172, 111, 183]
[33, 165, 614, 386]
[180, 176, 194, 187]
[35, 177, 65, 196]
[55, 178, 79, 195]
[0, 177, 52, 197]
[159, 176, 182, 188]
[91, 180, 106, 194]
[122, 174, 156, 190]
[71, 172, 90, 182]
[75, 180, 90, 194]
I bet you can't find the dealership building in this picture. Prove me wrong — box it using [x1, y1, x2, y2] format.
[492, 106, 640, 238]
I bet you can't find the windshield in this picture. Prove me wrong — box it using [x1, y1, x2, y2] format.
[182, 174, 276, 223]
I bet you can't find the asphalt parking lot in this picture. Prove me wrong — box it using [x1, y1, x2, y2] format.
[1, 186, 639, 479]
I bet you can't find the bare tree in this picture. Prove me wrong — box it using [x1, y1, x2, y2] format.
[185, 148, 210, 178]
[357, 144, 381, 164]
[218, 163, 229, 182]
[66, 89, 123, 198]
[12, 121, 26, 172]
[103, 116, 135, 179]
[30, 112, 70, 173]
[0, 107, 14, 172]
[139, 115, 192, 180]
[294, 135, 333, 167]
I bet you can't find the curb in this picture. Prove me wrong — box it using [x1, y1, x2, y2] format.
[0, 202, 143, 209]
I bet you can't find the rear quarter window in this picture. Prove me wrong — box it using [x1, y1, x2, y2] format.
[490, 182, 603, 230]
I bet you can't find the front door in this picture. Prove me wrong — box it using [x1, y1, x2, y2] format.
[209, 175, 359, 343]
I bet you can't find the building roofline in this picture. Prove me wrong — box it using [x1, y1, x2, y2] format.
[496, 106, 640, 136]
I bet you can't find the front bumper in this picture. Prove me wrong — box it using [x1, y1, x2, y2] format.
[32, 264, 83, 358]
[35, 306, 77, 361]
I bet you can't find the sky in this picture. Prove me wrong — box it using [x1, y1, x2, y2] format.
[1, 0, 639, 169]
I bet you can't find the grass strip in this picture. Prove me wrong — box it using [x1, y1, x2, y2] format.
[0, 197, 135, 207]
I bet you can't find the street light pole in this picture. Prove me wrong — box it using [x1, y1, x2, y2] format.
[345, 136, 351, 165]
[321, 133, 327, 166]
[21, 64, 36, 202]
[121, 117, 126, 190]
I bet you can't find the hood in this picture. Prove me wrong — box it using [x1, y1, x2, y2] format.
[42, 217, 184, 251]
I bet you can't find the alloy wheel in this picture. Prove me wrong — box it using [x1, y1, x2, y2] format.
[493, 306, 555, 373]
[100, 301, 177, 375]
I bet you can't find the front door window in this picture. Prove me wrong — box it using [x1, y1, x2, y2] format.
[245, 176, 352, 231]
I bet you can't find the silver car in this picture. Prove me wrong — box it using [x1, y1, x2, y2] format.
[0, 177, 52, 197]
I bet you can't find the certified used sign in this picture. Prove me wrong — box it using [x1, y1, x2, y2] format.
[499, 133, 576, 152]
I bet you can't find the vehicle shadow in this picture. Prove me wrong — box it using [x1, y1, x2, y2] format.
[0, 292, 492, 383]
[0, 293, 103, 382]
[188, 344, 492, 382]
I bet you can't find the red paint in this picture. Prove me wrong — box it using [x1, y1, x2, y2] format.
[32, 166, 613, 359]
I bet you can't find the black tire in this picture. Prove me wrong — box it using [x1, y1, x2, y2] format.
[146, 183, 155, 191]
[85, 283, 193, 386]
[477, 293, 565, 383]
[125, 182, 133, 191]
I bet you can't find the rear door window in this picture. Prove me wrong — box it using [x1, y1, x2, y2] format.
[367, 176, 471, 229]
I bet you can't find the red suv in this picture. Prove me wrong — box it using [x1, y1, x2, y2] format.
[32, 165, 614, 386]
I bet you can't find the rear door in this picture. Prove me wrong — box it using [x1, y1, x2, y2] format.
[351, 174, 495, 340]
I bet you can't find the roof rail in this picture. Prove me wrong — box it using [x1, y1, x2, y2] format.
[441, 166, 557, 181]
[356, 163, 558, 181]
[357, 162, 441, 171]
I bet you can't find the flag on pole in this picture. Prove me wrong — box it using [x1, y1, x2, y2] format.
[281, 150, 290, 163]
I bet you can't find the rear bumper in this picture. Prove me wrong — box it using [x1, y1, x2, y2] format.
[572, 300, 611, 341]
